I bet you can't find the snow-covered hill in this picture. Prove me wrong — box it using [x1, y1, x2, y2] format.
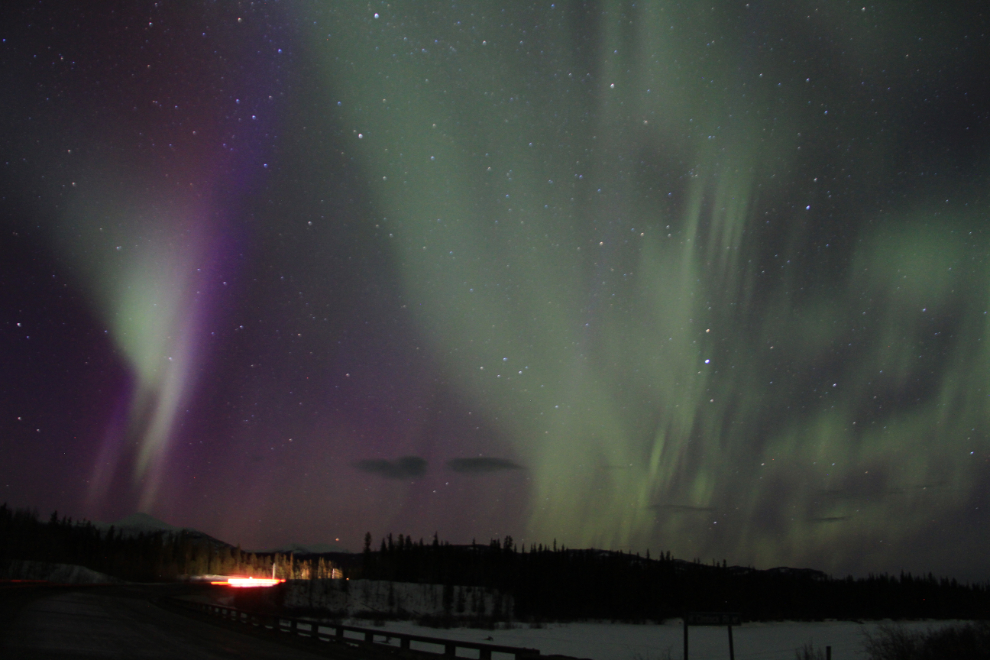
[93, 513, 226, 546]
[95, 512, 178, 534]
[92, 513, 350, 556]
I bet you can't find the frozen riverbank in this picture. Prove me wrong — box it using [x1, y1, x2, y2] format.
[336, 617, 964, 660]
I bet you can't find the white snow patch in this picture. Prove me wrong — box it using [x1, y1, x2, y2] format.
[1, 560, 120, 584]
[331, 618, 967, 660]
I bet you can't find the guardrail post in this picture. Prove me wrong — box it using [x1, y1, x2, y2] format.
[165, 600, 546, 660]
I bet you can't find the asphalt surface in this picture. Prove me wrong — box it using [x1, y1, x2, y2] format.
[0, 584, 336, 659]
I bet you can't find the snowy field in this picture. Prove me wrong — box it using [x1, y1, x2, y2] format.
[339, 617, 963, 660]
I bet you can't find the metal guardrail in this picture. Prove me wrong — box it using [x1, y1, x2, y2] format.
[175, 599, 541, 660]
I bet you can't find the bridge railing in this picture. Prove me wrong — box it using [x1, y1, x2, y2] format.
[172, 599, 542, 660]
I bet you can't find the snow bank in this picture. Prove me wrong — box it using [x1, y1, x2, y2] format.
[0, 559, 119, 584]
[336, 618, 967, 660]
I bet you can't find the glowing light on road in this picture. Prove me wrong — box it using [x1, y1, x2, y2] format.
[210, 577, 285, 588]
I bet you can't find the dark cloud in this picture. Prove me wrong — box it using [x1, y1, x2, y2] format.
[650, 504, 716, 513]
[818, 484, 944, 502]
[818, 488, 888, 502]
[353, 456, 427, 479]
[810, 516, 852, 523]
[446, 457, 523, 474]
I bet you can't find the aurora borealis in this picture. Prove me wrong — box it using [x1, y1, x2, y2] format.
[2, 2, 989, 580]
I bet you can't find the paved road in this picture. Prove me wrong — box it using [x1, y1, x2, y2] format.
[0, 585, 335, 659]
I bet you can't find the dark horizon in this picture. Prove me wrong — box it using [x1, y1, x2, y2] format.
[6, 502, 990, 594]
[6, 503, 990, 626]
[2, 2, 989, 582]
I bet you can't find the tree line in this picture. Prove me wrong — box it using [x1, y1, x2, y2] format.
[357, 532, 990, 621]
[0, 504, 333, 582]
[4, 504, 987, 621]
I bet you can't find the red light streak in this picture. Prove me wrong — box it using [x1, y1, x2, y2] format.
[210, 576, 285, 588]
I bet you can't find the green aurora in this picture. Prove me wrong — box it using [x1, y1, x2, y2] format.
[307, 3, 989, 572]
[1, 1, 987, 579]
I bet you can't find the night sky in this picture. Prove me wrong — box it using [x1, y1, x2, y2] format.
[2, 2, 990, 580]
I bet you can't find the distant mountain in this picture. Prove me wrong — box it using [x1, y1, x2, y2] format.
[268, 542, 350, 555]
[94, 512, 229, 547]
[92, 514, 350, 555]
[98, 512, 178, 534]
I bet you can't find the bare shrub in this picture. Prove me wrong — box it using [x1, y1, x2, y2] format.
[631, 647, 674, 660]
[795, 641, 828, 660]
[863, 622, 990, 660]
